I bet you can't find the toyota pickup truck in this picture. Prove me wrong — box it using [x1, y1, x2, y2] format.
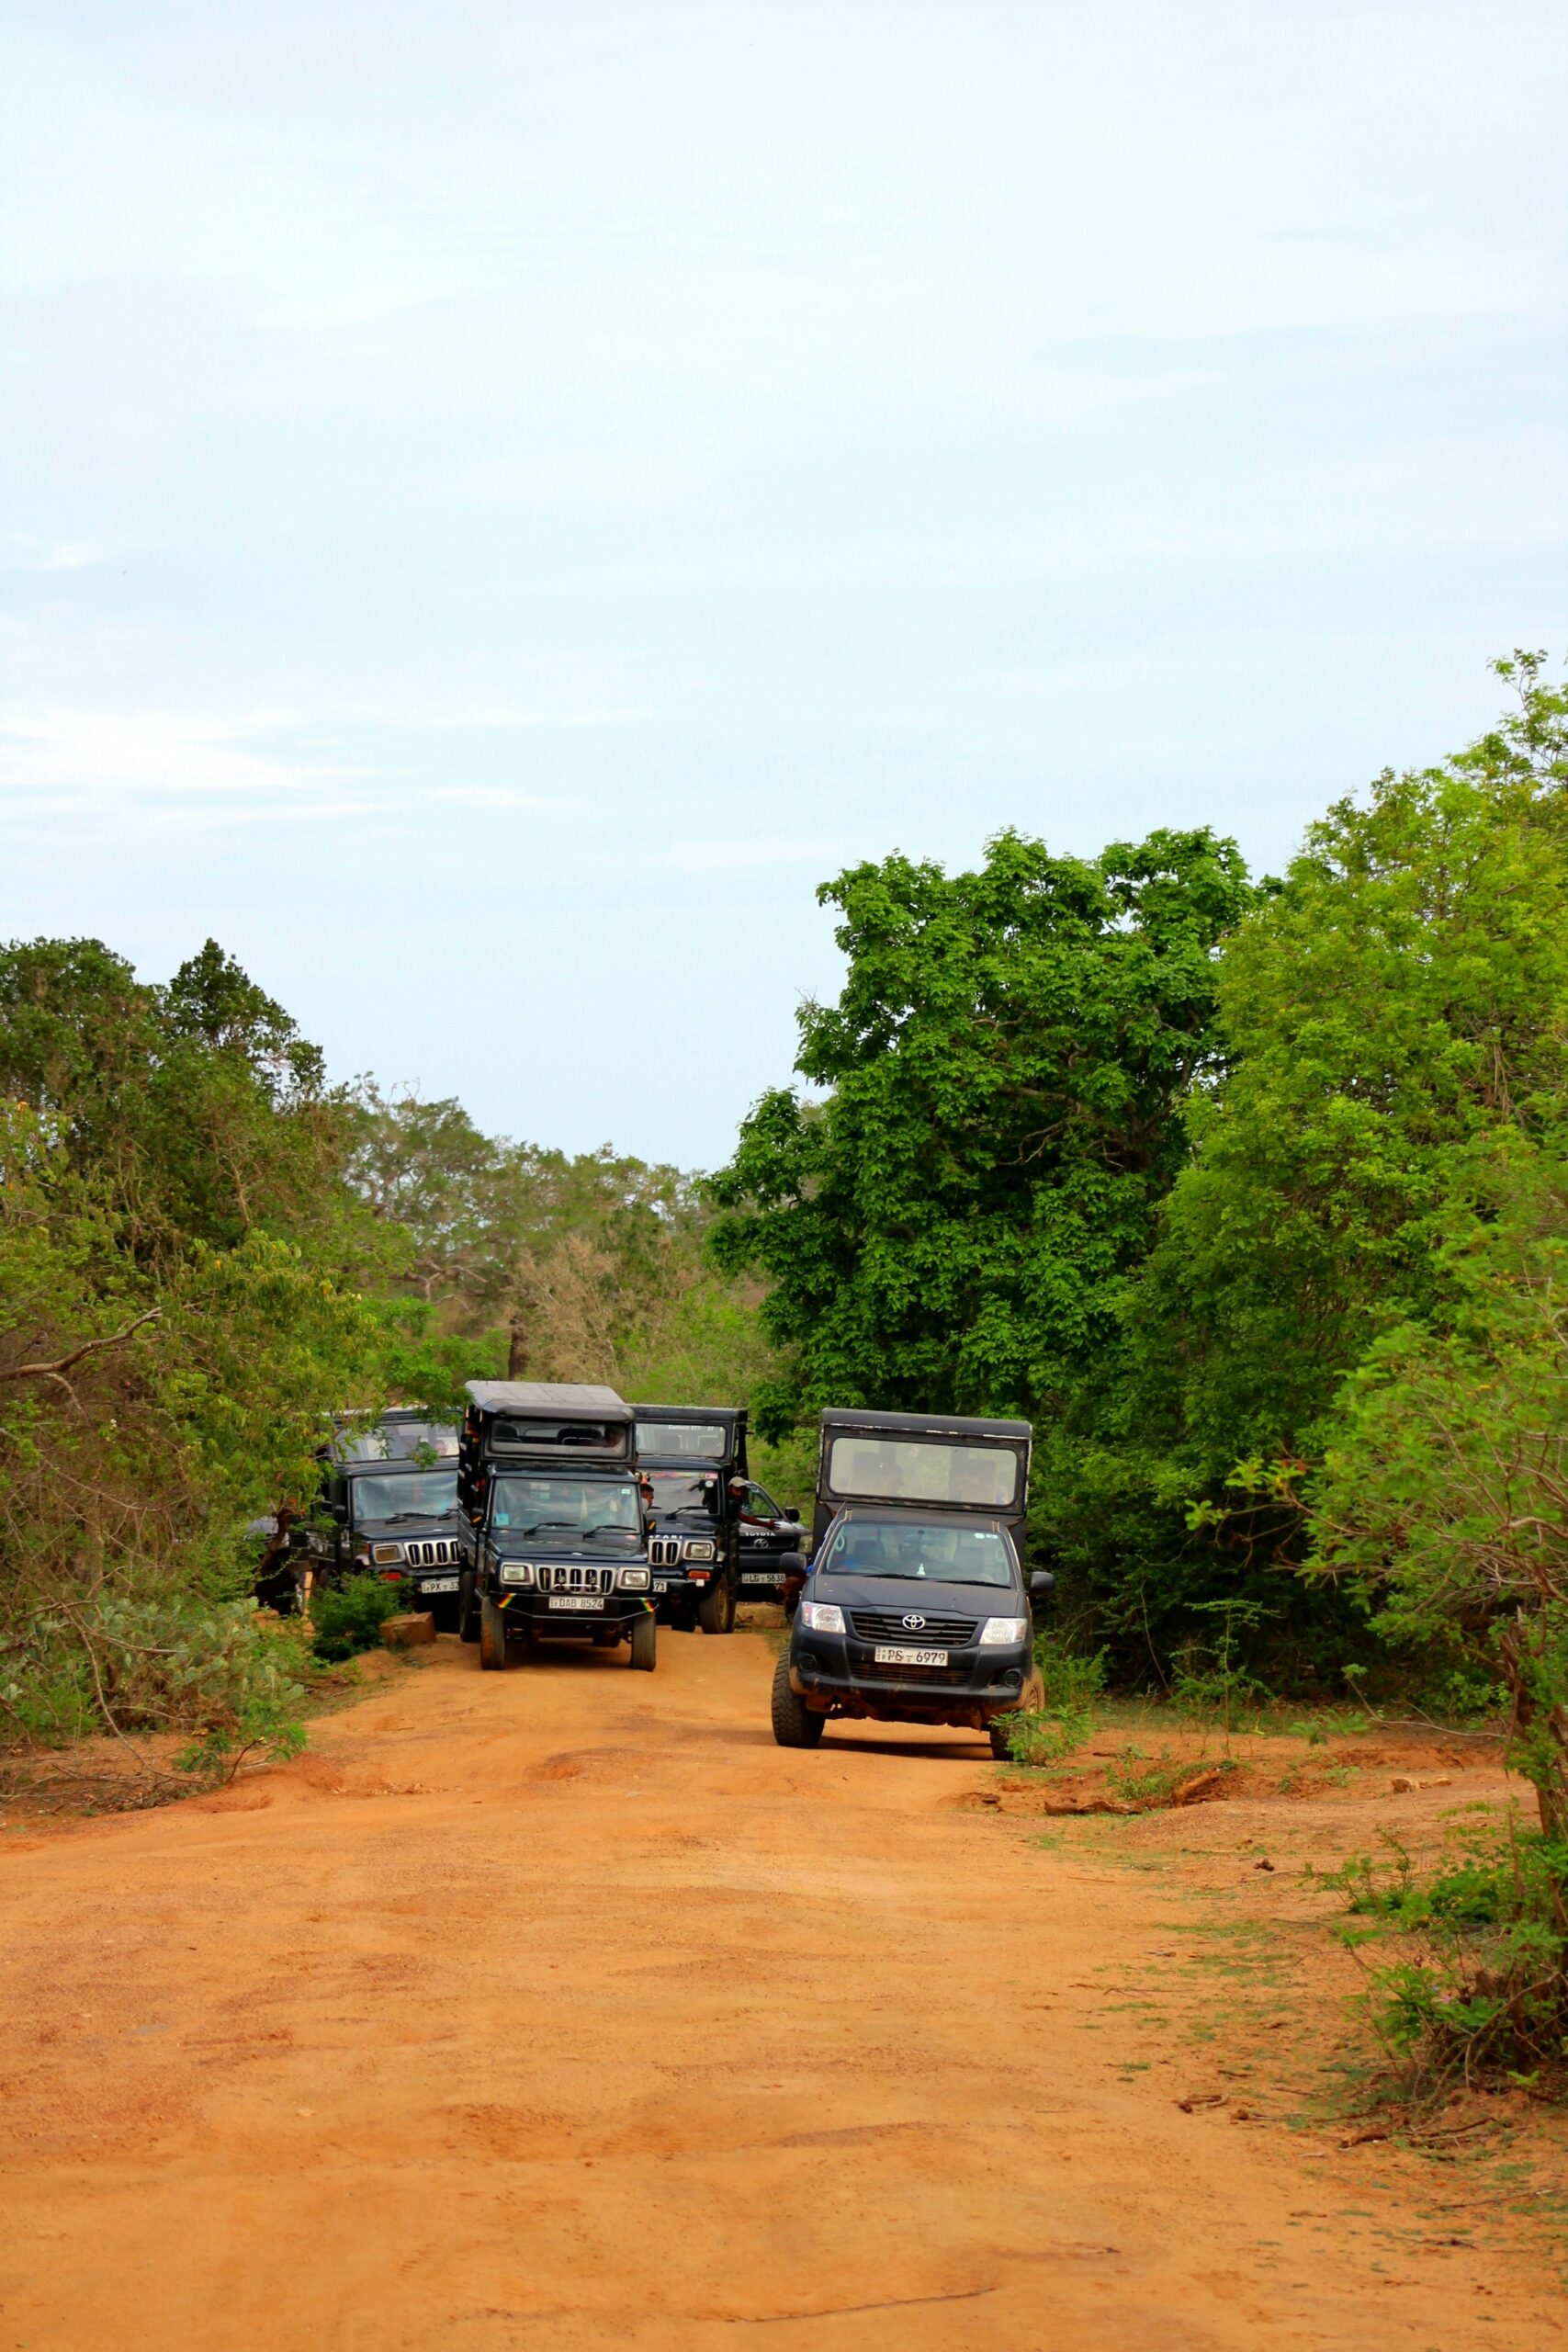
[772, 1408, 1051, 1756]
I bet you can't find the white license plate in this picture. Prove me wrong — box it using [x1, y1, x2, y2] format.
[547, 1595, 604, 1612]
[873, 1645, 950, 1668]
[652, 1578, 670, 1593]
[419, 1576, 459, 1594]
[741, 1572, 778, 1585]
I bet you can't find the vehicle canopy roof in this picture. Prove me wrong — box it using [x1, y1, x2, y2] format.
[818, 1407, 1031, 1442]
[631, 1403, 748, 1472]
[459, 1382, 636, 1490]
[330, 1409, 460, 1469]
[465, 1381, 631, 1421]
[813, 1405, 1032, 1553]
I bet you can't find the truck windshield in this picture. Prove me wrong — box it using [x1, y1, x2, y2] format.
[826, 1434, 1019, 1510]
[491, 1475, 640, 1541]
[636, 1421, 728, 1460]
[816, 1520, 1015, 1587]
[647, 1470, 720, 1516]
[350, 1470, 459, 1525]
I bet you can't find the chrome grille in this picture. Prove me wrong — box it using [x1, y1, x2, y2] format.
[405, 1537, 460, 1569]
[648, 1537, 682, 1569]
[538, 1563, 615, 1595]
[849, 1609, 977, 1645]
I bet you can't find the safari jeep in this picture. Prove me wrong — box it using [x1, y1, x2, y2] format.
[455, 1382, 658, 1671]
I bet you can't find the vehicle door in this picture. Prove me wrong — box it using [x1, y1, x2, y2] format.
[736, 1482, 804, 1593]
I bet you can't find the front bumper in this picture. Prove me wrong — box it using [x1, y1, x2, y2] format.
[488, 1589, 654, 1637]
[789, 1634, 1032, 1727]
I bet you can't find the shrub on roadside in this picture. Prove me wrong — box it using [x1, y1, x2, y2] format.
[310, 1574, 404, 1663]
[0, 1588, 310, 1787]
[1323, 1820, 1568, 2105]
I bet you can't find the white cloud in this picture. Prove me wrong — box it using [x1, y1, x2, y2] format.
[0, 707, 357, 800]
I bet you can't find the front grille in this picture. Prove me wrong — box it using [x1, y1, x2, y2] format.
[856, 1658, 972, 1686]
[537, 1563, 615, 1594]
[649, 1537, 682, 1569]
[404, 1536, 460, 1569]
[849, 1609, 977, 1645]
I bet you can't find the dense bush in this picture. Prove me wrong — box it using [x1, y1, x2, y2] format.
[310, 1575, 406, 1664]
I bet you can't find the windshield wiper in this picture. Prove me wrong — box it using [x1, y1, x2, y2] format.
[382, 1510, 456, 1524]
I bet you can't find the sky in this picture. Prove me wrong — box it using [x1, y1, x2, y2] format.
[3, 0, 1565, 1170]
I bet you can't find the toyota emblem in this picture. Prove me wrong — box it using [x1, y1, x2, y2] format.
[901, 1612, 926, 1631]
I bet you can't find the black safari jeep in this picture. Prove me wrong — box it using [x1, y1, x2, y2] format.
[296, 1409, 465, 1624]
[632, 1404, 750, 1633]
[772, 1408, 1052, 1758]
[455, 1382, 657, 1672]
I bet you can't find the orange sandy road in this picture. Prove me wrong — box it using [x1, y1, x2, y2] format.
[0, 1631, 1560, 2352]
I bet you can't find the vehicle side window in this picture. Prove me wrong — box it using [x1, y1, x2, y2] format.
[748, 1485, 783, 1520]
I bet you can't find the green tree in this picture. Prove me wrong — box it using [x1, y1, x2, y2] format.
[1311, 1143, 1568, 1831]
[708, 825, 1258, 1432]
[1128, 656, 1567, 1507]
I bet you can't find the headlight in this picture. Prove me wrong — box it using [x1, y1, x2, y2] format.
[682, 1540, 716, 1563]
[371, 1544, 402, 1566]
[799, 1600, 845, 1634]
[619, 1566, 651, 1590]
[500, 1562, 536, 1586]
[978, 1616, 1029, 1646]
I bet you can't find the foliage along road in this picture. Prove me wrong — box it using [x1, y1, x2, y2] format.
[1, 1632, 1562, 2351]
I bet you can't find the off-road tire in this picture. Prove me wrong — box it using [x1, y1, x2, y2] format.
[698, 1572, 737, 1636]
[771, 1652, 825, 1747]
[592, 1624, 621, 1649]
[479, 1594, 510, 1672]
[987, 1719, 1015, 1761]
[629, 1611, 657, 1672]
[457, 1568, 479, 1644]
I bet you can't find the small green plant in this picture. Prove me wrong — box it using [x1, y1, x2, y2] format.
[310, 1574, 404, 1663]
[1001, 1634, 1108, 1767]
[1105, 1749, 1199, 1807]
[1170, 1600, 1272, 1745]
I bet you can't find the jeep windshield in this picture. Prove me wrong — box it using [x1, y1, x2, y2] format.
[491, 1475, 640, 1543]
[816, 1520, 1015, 1587]
[349, 1469, 459, 1525]
[646, 1469, 720, 1516]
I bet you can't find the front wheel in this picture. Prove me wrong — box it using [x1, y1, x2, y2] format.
[629, 1611, 657, 1671]
[698, 1573, 736, 1636]
[457, 1568, 479, 1644]
[479, 1594, 510, 1671]
[771, 1652, 825, 1747]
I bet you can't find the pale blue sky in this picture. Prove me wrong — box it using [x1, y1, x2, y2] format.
[3, 1, 1564, 1166]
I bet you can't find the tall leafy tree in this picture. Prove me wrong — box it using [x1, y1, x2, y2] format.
[709, 825, 1258, 1431]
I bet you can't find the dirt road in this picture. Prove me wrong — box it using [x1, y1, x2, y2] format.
[2, 1631, 1562, 2350]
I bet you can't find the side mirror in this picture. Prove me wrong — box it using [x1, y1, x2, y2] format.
[1029, 1571, 1055, 1599]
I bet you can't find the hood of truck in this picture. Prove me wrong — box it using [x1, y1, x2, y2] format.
[490, 1536, 648, 1566]
[355, 1511, 463, 1542]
